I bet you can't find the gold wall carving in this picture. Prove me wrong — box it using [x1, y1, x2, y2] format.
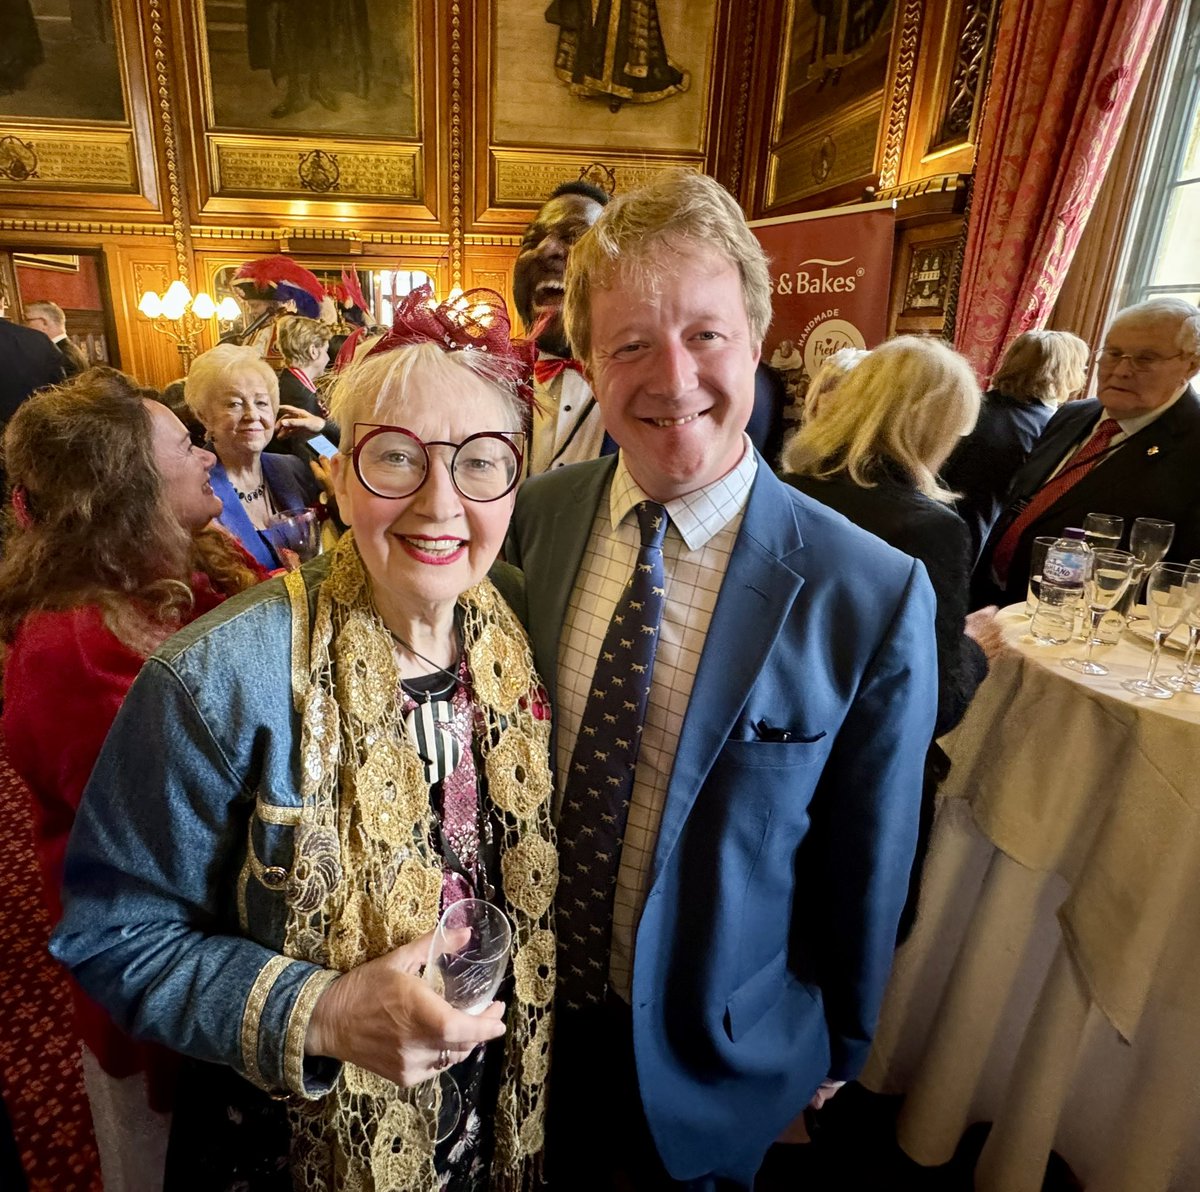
[492, 153, 700, 205]
[879, 0, 924, 190]
[0, 220, 170, 235]
[875, 173, 966, 201]
[148, 0, 190, 285]
[212, 142, 420, 199]
[931, 0, 997, 152]
[449, 0, 464, 285]
[0, 132, 136, 190]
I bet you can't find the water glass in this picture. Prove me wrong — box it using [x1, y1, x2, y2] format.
[1167, 558, 1200, 694]
[1093, 547, 1138, 645]
[1121, 562, 1200, 699]
[1025, 536, 1059, 616]
[1083, 513, 1123, 553]
[1063, 550, 1136, 676]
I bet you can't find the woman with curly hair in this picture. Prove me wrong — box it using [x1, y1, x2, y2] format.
[0, 369, 262, 1187]
[51, 288, 556, 1192]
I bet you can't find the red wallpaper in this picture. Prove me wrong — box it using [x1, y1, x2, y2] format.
[16, 257, 104, 311]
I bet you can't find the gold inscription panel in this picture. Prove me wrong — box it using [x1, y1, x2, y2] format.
[492, 153, 700, 205]
[769, 93, 885, 207]
[212, 141, 420, 200]
[0, 130, 136, 190]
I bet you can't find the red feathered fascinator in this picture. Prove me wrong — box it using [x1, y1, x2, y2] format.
[367, 283, 537, 408]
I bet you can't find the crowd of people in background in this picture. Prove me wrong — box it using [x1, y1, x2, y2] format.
[0, 169, 1197, 1192]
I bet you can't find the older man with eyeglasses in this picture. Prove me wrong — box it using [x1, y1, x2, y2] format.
[971, 296, 1200, 609]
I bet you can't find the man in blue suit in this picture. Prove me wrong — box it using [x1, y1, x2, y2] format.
[505, 172, 938, 1188]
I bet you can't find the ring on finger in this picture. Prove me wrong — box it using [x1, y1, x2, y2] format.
[434, 1049, 452, 1071]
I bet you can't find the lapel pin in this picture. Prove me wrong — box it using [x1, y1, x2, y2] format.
[1147, 445, 1160, 456]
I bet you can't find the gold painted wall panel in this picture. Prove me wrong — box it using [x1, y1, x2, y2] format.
[492, 153, 699, 206]
[769, 93, 885, 207]
[212, 142, 420, 199]
[0, 131, 136, 190]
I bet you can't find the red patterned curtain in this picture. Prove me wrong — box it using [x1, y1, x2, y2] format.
[954, 0, 1168, 382]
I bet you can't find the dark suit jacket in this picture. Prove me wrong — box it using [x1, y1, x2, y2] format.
[942, 389, 1056, 565]
[0, 318, 66, 424]
[508, 456, 938, 1183]
[54, 336, 89, 378]
[785, 473, 986, 737]
[972, 387, 1200, 608]
[268, 368, 340, 458]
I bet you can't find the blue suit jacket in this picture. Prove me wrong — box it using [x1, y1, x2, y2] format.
[507, 456, 938, 1183]
[210, 454, 319, 569]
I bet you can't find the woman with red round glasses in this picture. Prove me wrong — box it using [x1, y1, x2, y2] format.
[52, 288, 557, 1192]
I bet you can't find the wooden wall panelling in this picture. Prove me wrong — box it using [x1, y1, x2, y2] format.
[887, 216, 964, 335]
[170, 0, 443, 230]
[0, 0, 164, 219]
[888, 0, 999, 194]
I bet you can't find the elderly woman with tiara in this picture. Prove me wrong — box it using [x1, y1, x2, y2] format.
[52, 287, 558, 1191]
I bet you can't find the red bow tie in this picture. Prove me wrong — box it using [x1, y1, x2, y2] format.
[533, 356, 585, 385]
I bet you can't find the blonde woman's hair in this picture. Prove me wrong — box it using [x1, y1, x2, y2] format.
[276, 315, 333, 367]
[804, 347, 869, 419]
[328, 341, 529, 452]
[184, 343, 279, 425]
[992, 330, 1089, 405]
[563, 170, 772, 363]
[783, 335, 981, 503]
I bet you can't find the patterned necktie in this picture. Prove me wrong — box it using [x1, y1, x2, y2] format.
[556, 500, 670, 1009]
[992, 418, 1122, 584]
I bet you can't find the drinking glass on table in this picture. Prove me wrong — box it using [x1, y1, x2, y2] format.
[1025, 535, 1060, 616]
[1121, 562, 1200, 699]
[1167, 558, 1200, 694]
[1083, 513, 1124, 553]
[1063, 550, 1137, 676]
[419, 899, 512, 1139]
[1129, 517, 1176, 601]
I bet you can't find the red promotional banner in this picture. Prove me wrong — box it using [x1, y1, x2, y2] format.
[749, 201, 895, 426]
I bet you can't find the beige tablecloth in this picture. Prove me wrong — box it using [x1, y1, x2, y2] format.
[862, 606, 1200, 1192]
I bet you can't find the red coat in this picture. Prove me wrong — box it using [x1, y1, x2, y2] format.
[2, 582, 227, 1109]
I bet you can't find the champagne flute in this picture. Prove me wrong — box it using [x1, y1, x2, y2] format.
[1063, 550, 1136, 676]
[1083, 513, 1123, 553]
[1166, 559, 1200, 694]
[419, 899, 512, 1140]
[1121, 562, 1200, 699]
[1129, 517, 1175, 606]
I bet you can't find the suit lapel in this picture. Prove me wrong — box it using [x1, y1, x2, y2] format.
[522, 458, 617, 708]
[650, 466, 806, 885]
[1015, 401, 1098, 495]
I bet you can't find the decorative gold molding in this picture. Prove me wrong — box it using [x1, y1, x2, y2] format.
[875, 172, 968, 202]
[727, 2, 761, 197]
[189, 226, 449, 246]
[450, 2, 464, 285]
[0, 218, 171, 236]
[148, 0, 190, 286]
[464, 233, 522, 247]
[932, 0, 997, 152]
[491, 151, 701, 205]
[878, 0, 923, 190]
[0, 129, 136, 189]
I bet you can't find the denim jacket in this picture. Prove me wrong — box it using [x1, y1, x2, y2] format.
[50, 555, 525, 1099]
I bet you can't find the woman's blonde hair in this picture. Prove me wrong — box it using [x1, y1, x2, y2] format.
[992, 330, 1089, 405]
[328, 341, 529, 451]
[277, 315, 333, 367]
[804, 347, 869, 419]
[184, 343, 279, 426]
[783, 335, 981, 503]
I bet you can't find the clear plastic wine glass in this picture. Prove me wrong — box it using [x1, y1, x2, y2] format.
[418, 899, 512, 1142]
[1129, 518, 1175, 605]
[1166, 559, 1200, 694]
[1063, 550, 1136, 676]
[1121, 562, 1200, 699]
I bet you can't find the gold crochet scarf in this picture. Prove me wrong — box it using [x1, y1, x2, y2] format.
[283, 532, 556, 1191]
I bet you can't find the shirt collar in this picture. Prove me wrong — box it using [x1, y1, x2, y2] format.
[1110, 382, 1189, 437]
[608, 435, 757, 551]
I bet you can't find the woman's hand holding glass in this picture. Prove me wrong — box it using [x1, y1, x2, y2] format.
[303, 931, 506, 1089]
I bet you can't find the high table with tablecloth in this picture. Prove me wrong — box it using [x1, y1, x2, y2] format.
[861, 605, 1200, 1192]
